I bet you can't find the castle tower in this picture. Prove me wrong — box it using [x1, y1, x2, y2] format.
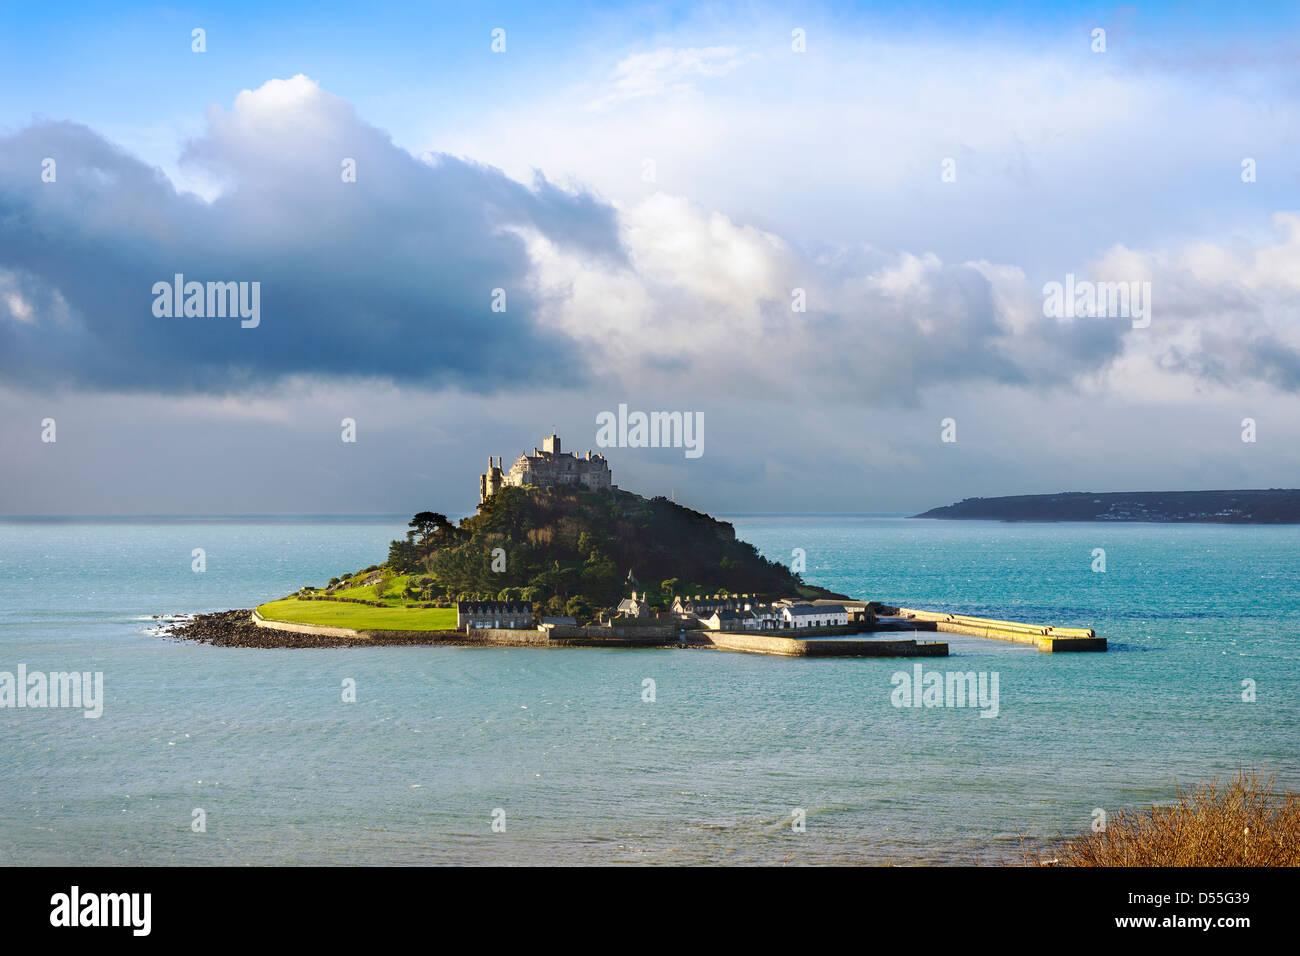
[480, 456, 505, 503]
[480, 433, 612, 502]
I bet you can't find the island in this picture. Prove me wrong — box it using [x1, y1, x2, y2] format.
[913, 488, 1300, 524]
[167, 433, 1103, 655]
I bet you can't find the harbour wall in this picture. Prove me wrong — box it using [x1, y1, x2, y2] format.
[704, 632, 948, 658]
[893, 608, 1106, 652]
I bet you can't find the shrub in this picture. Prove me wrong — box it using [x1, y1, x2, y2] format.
[1031, 770, 1300, 866]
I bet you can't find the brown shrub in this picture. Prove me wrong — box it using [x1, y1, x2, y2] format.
[1032, 770, 1300, 866]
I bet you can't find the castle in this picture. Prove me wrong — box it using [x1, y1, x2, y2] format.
[480, 434, 614, 503]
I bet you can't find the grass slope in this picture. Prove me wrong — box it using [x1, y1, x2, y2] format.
[257, 597, 457, 631]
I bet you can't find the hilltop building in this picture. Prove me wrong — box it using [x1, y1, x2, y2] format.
[480, 433, 613, 503]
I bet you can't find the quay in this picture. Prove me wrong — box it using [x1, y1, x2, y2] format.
[888, 607, 1107, 652]
[696, 631, 948, 658]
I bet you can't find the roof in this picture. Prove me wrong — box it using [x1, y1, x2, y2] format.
[457, 601, 533, 614]
[709, 609, 750, 621]
[679, 598, 742, 609]
[785, 604, 846, 617]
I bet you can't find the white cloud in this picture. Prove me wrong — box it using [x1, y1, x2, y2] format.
[587, 46, 754, 110]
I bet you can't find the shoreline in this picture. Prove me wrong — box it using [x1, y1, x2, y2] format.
[166, 610, 482, 648]
[162, 609, 952, 656]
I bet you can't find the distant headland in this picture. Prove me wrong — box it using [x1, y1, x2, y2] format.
[913, 489, 1300, 524]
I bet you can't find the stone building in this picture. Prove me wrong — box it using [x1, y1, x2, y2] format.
[671, 594, 755, 616]
[615, 591, 653, 619]
[480, 434, 613, 503]
[457, 600, 534, 630]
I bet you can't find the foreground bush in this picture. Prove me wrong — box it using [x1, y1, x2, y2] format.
[1042, 770, 1300, 866]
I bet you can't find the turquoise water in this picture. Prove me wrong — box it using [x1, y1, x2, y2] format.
[1, 516, 1296, 865]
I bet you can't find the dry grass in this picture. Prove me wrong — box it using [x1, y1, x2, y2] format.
[1032, 770, 1300, 866]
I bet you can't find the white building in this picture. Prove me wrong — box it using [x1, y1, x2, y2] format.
[701, 609, 753, 631]
[780, 604, 848, 629]
[746, 605, 782, 629]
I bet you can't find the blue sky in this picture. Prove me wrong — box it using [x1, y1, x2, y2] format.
[2, 1, 1299, 513]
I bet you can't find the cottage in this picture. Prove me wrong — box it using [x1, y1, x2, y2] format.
[701, 609, 754, 631]
[780, 603, 848, 629]
[457, 600, 534, 630]
[615, 591, 654, 619]
[748, 605, 782, 630]
[672, 594, 748, 616]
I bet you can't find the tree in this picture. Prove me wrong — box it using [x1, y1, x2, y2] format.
[565, 595, 595, 622]
[387, 537, 424, 573]
[408, 511, 460, 550]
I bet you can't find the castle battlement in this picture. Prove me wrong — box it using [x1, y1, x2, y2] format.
[480, 433, 613, 502]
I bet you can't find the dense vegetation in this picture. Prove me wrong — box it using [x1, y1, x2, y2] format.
[378, 485, 823, 618]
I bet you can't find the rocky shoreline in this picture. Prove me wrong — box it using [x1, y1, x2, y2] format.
[164, 609, 476, 649]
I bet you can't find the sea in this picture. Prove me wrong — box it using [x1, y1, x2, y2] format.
[1, 515, 1296, 865]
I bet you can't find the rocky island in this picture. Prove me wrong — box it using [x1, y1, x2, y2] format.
[168, 433, 1102, 655]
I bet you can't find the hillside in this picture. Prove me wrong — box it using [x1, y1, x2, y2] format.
[370, 485, 839, 618]
[913, 489, 1300, 524]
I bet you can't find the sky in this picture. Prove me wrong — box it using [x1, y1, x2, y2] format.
[1, 0, 1298, 515]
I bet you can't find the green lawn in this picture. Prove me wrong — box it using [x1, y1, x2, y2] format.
[327, 573, 413, 604]
[257, 597, 458, 631]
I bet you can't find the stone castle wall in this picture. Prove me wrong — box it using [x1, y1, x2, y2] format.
[481, 434, 611, 502]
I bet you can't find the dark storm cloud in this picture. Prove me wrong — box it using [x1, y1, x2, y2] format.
[0, 78, 623, 394]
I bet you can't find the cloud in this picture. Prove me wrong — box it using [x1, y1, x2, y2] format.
[524, 192, 1131, 404]
[4, 75, 1300, 411]
[0, 75, 622, 394]
[1090, 213, 1300, 395]
[587, 46, 754, 110]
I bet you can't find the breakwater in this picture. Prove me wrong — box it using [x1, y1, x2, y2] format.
[891, 608, 1106, 652]
[701, 631, 947, 657]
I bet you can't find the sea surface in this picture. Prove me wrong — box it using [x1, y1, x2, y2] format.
[1, 515, 1296, 865]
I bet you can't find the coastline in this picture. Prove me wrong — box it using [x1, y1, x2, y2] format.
[167, 610, 478, 648]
